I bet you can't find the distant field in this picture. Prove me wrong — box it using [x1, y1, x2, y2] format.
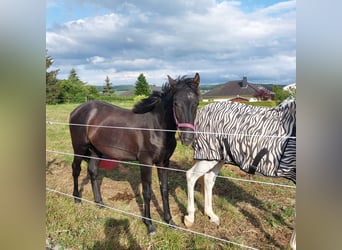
[46, 100, 295, 250]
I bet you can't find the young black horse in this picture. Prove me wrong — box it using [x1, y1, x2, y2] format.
[69, 73, 200, 233]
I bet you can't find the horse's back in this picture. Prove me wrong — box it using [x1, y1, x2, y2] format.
[69, 101, 132, 150]
[69, 100, 137, 128]
[69, 101, 150, 160]
[70, 100, 128, 124]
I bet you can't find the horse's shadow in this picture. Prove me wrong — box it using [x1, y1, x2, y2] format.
[214, 172, 293, 249]
[92, 217, 141, 250]
[78, 160, 191, 229]
[79, 162, 163, 223]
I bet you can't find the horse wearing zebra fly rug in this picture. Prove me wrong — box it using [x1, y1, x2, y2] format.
[184, 97, 296, 249]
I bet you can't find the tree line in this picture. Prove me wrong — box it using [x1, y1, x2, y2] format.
[47, 52, 294, 104]
[46, 52, 151, 104]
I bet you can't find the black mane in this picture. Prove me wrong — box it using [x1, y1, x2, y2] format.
[132, 91, 164, 114]
[162, 75, 200, 96]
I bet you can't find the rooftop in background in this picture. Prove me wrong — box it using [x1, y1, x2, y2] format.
[202, 76, 273, 101]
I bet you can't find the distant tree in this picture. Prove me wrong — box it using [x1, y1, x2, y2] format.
[272, 85, 290, 102]
[85, 85, 100, 101]
[58, 79, 84, 103]
[57, 68, 95, 103]
[134, 73, 151, 96]
[253, 87, 273, 101]
[68, 68, 80, 82]
[103, 76, 114, 96]
[46, 52, 60, 104]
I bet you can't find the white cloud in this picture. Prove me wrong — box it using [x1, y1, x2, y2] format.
[46, 0, 296, 85]
[257, 0, 296, 15]
[87, 56, 106, 64]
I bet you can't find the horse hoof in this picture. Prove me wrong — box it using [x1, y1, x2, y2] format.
[74, 197, 81, 203]
[184, 215, 194, 228]
[95, 201, 105, 208]
[148, 225, 156, 234]
[210, 219, 220, 226]
[168, 219, 177, 230]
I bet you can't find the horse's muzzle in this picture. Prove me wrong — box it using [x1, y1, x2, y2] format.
[180, 131, 194, 146]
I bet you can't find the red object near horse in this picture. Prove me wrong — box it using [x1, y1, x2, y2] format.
[99, 159, 119, 170]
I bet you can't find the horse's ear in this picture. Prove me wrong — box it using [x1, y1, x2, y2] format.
[193, 73, 200, 87]
[168, 75, 176, 87]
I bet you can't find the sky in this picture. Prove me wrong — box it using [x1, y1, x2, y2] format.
[46, 0, 296, 86]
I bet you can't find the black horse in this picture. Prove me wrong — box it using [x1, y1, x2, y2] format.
[69, 73, 200, 233]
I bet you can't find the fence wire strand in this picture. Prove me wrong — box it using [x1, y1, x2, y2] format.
[47, 120, 296, 140]
[46, 149, 295, 189]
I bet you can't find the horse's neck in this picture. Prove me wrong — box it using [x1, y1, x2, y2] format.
[152, 96, 175, 130]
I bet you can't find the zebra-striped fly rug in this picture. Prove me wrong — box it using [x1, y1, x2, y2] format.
[193, 97, 296, 177]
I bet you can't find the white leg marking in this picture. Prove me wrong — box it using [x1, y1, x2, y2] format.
[290, 212, 296, 250]
[204, 161, 223, 225]
[184, 160, 220, 228]
[290, 229, 296, 250]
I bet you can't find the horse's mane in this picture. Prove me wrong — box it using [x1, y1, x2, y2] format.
[162, 75, 200, 96]
[132, 91, 164, 114]
[132, 75, 199, 114]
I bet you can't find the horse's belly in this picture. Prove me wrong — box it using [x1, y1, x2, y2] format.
[92, 140, 139, 161]
[89, 133, 136, 160]
[90, 126, 166, 163]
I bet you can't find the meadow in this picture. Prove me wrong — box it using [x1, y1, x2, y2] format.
[46, 100, 295, 250]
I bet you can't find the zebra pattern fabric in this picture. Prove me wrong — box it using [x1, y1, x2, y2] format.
[277, 136, 296, 183]
[193, 97, 296, 181]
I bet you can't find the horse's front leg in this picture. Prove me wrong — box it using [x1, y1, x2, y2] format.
[184, 160, 218, 227]
[157, 166, 175, 227]
[140, 165, 155, 234]
[290, 229, 296, 250]
[290, 212, 296, 250]
[204, 161, 223, 225]
[87, 156, 103, 205]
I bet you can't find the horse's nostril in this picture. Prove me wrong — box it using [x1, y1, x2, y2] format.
[181, 135, 194, 146]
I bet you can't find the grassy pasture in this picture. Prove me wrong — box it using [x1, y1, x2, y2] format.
[46, 100, 295, 250]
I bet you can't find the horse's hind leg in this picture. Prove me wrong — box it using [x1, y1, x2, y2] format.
[87, 151, 104, 206]
[72, 156, 82, 203]
[140, 165, 155, 234]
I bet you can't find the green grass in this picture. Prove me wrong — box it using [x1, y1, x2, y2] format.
[46, 101, 295, 250]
